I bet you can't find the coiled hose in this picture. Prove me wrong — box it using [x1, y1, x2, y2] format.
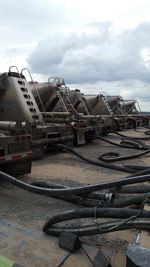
[98, 149, 150, 163]
[54, 144, 135, 173]
[43, 207, 150, 236]
[54, 143, 150, 173]
[95, 135, 148, 150]
[1, 171, 150, 236]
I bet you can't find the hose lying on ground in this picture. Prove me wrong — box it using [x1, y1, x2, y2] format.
[43, 219, 150, 236]
[98, 149, 150, 163]
[32, 181, 149, 208]
[94, 135, 150, 173]
[95, 135, 148, 150]
[127, 167, 150, 177]
[120, 138, 149, 150]
[1, 171, 150, 237]
[54, 142, 150, 173]
[114, 184, 150, 194]
[55, 144, 150, 175]
[124, 165, 150, 171]
[1, 171, 150, 197]
[114, 131, 150, 141]
[43, 207, 150, 236]
[54, 144, 135, 173]
[1, 171, 150, 213]
[144, 130, 150, 135]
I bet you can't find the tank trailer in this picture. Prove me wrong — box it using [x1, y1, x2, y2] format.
[29, 78, 103, 144]
[0, 67, 74, 159]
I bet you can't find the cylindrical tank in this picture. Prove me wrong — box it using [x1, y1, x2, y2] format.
[79, 95, 112, 115]
[121, 101, 136, 114]
[28, 82, 58, 112]
[107, 96, 121, 112]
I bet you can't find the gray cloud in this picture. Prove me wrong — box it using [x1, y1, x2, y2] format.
[0, 0, 73, 45]
[28, 22, 150, 85]
[70, 79, 150, 102]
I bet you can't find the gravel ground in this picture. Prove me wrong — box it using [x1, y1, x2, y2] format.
[0, 129, 150, 266]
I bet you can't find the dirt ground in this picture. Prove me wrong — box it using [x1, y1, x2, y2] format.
[0, 129, 149, 266]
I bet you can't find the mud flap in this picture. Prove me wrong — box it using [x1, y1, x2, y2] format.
[77, 131, 85, 145]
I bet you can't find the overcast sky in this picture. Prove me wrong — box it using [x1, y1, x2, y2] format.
[1, 0, 150, 110]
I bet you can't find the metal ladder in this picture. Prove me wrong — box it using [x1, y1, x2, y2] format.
[21, 68, 46, 125]
[48, 76, 75, 114]
[54, 79, 79, 115]
[9, 66, 44, 125]
[100, 92, 114, 116]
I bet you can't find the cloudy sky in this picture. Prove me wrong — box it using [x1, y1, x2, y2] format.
[1, 0, 150, 110]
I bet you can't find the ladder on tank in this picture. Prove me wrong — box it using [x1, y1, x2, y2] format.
[48, 77, 78, 115]
[100, 91, 114, 116]
[9, 66, 45, 125]
[49, 77, 79, 116]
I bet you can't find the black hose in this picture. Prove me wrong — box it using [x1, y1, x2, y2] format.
[120, 138, 149, 150]
[126, 167, 150, 177]
[115, 184, 150, 194]
[32, 181, 148, 208]
[124, 165, 150, 171]
[94, 135, 132, 148]
[32, 181, 113, 201]
[1, 171, 150, 197]
[43, 219, 150, 237]
[114, 131, 150, 140]
[95, 135, 146, 150]
[54, 144, 135, 173]
[102, 194, 149, 207]
[94, 135, 150, 172]
[43, 207, 150, 235]
[145, 131, 150, 135]
[31, 181, 102, 207]
[98, 149, 150, 163]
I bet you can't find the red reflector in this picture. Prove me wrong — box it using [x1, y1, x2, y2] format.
[27, 135, 31, 141]
[15, 136, 20, 142]
[21, 136, 26, 141]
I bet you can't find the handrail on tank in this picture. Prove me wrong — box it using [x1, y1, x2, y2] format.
[99, 91, 106, 96]
[48, 77, 69, 112]
[21, 68, 46, 125]
[9, 66, 20, 74]
[48, 77, 58, 83]
[48, 77, 65, 86]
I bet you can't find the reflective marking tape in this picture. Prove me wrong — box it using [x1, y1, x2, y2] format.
[0, 151, 33, 163]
